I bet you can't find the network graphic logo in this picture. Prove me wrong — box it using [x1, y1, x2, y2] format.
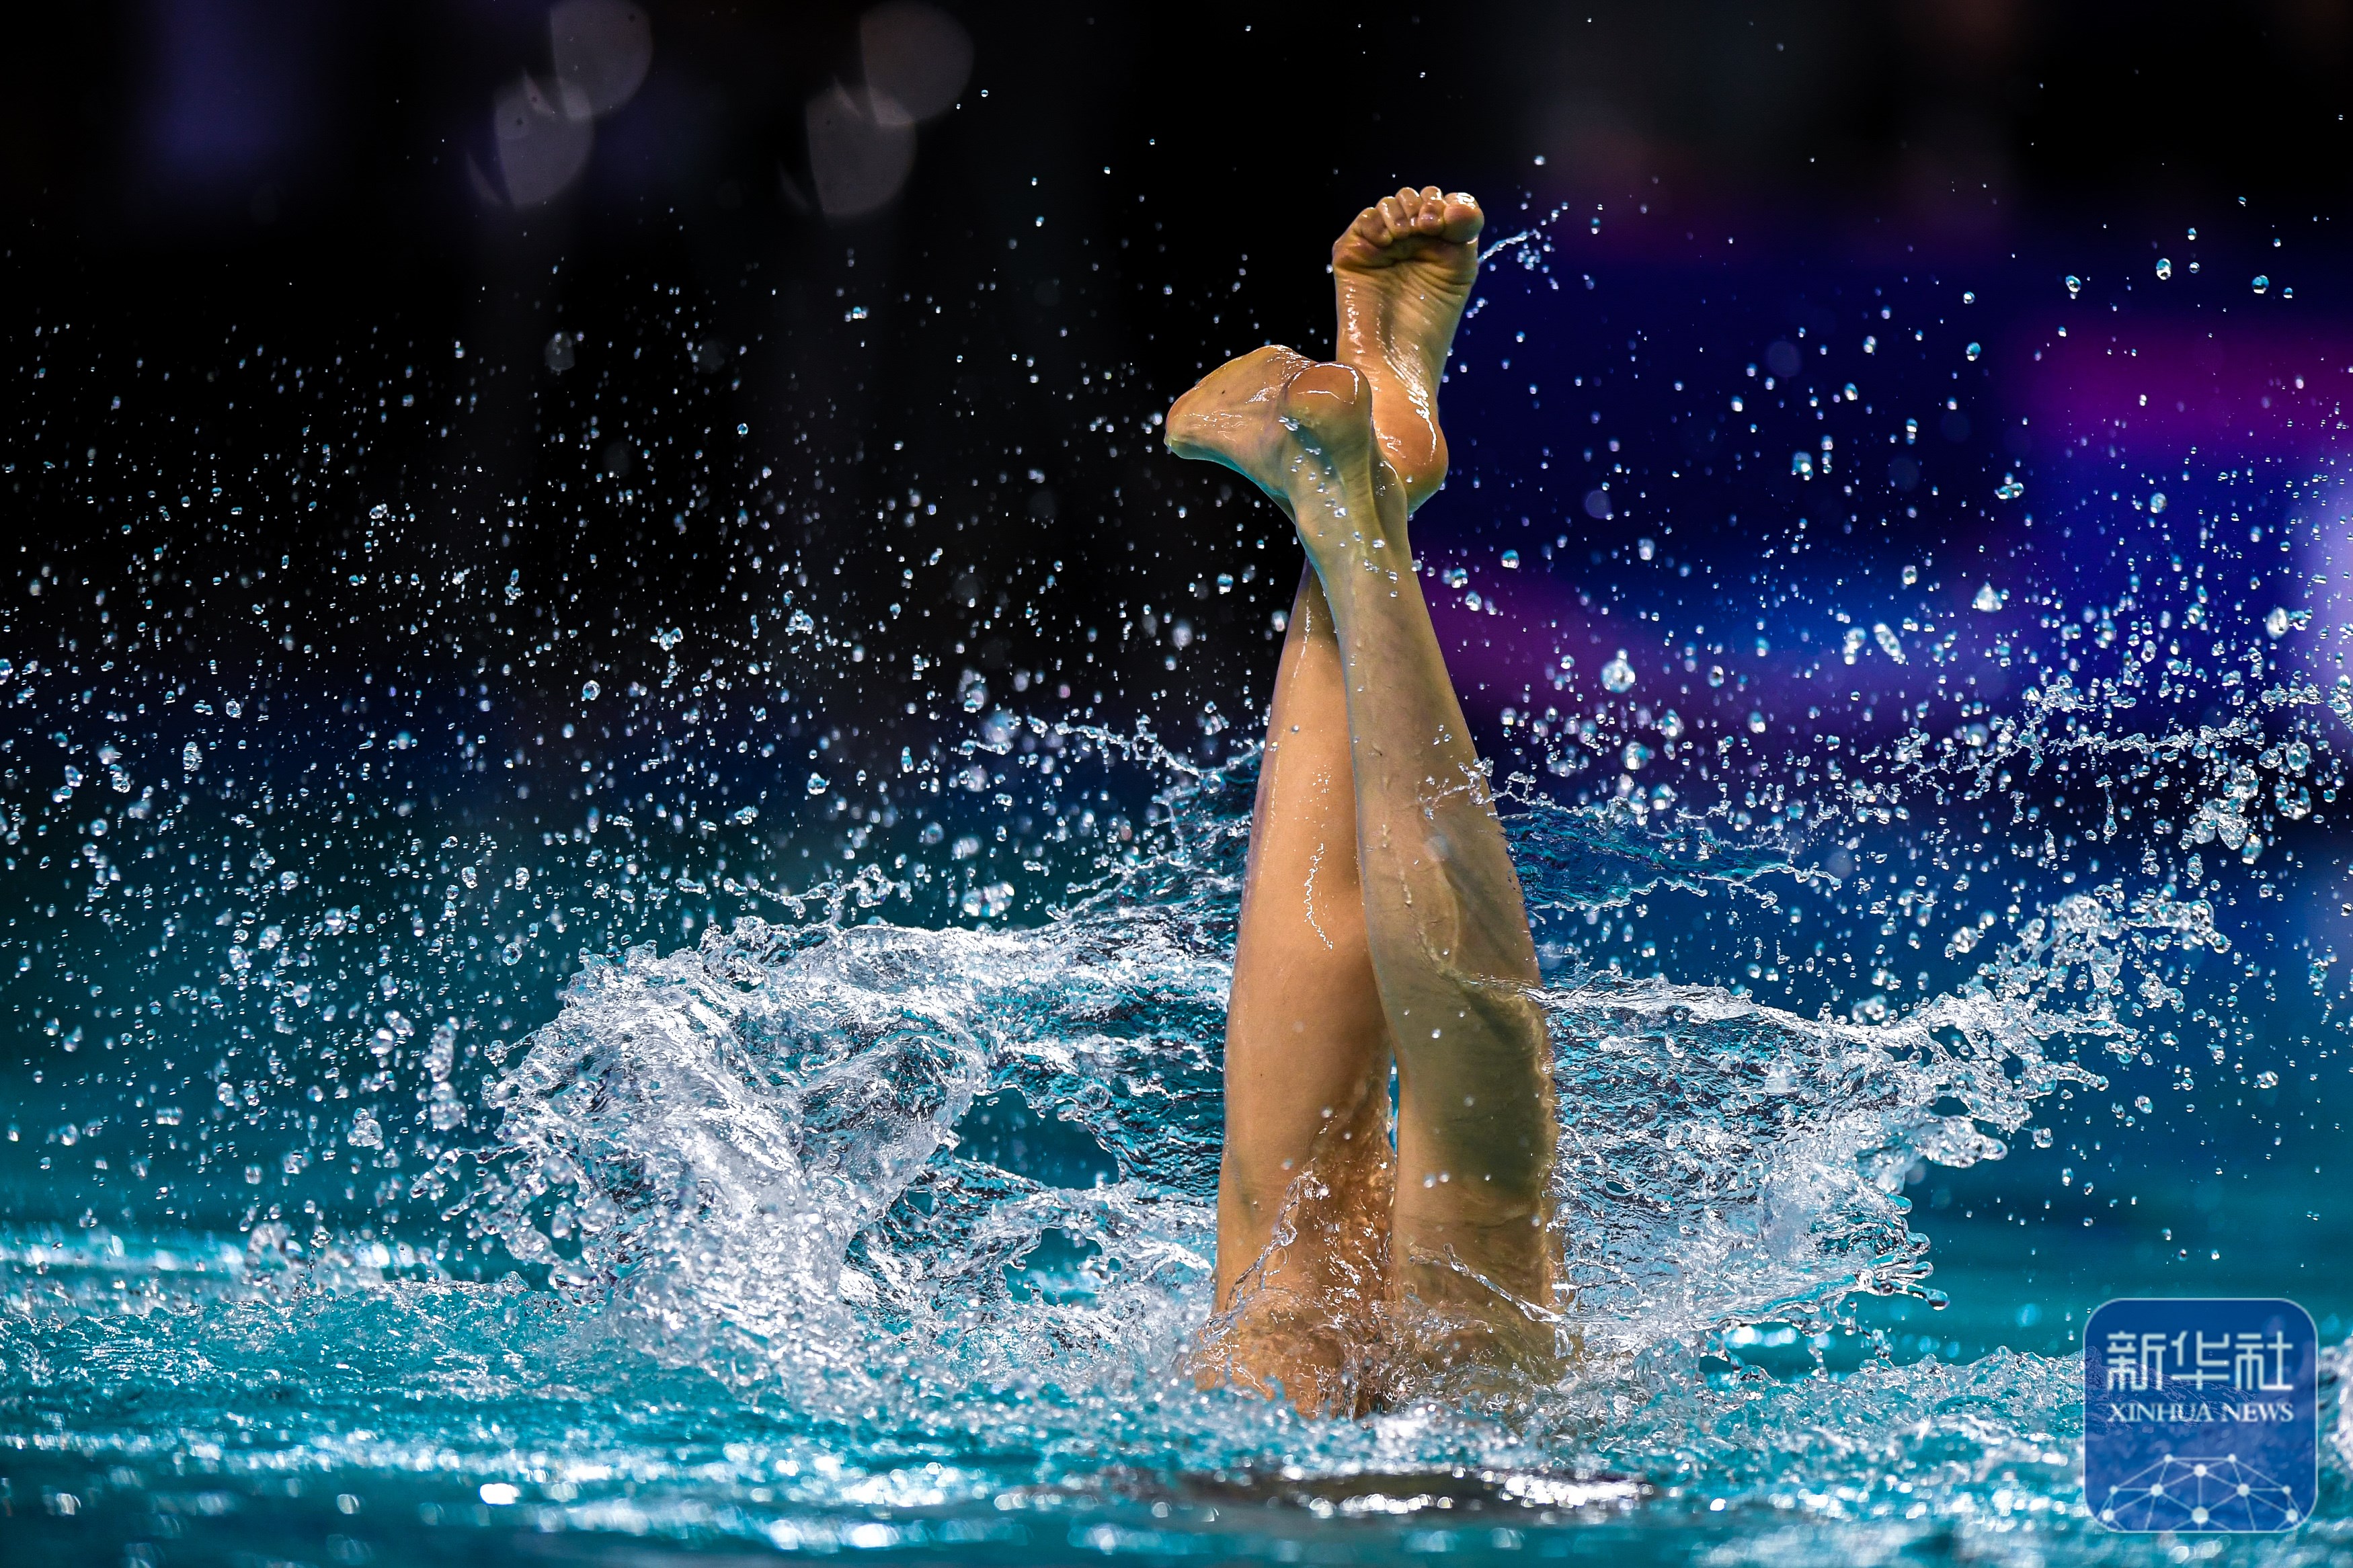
[2094, 1454, 2304, 1532]
[2083, 1297, 2315, 1534]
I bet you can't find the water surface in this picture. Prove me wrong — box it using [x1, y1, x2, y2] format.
[7, 202, 2353, 1565]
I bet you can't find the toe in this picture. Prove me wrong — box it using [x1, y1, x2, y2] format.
[1334, 206, 1385, 263]
[1377, 194, 1412, 236]
[1438, 193, 1483, 243]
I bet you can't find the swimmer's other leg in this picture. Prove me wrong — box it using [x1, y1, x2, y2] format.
[1174, 348, 1558, 1374]
[1332, 187, 1483, 513]
[1172, 348, 1397, 1413]
[1166, 344, 1341, 501]
[1202, 563, 1394, 1415]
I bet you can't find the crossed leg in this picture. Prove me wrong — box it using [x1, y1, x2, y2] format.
[1207, 562, 1394, 1413]
[1313, 190, 1557, 1359]
[1169, 237, 1558, 1405]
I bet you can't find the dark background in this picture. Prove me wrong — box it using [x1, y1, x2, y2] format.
[8, 0, 2353, 723]
[5, 0, 2353, 1348]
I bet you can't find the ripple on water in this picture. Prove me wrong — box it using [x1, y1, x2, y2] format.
[9, 691, 2353, 1563]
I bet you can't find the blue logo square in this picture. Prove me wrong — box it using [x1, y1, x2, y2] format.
[2083, 1297, 2317, 1532]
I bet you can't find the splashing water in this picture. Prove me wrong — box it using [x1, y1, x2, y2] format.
[13, 216, 2353, 1565]
[9, 710, 2348, 1563]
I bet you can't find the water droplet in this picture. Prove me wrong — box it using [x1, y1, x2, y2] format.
[807, 773, 830, 796]
[1746, 710, 1767, 735]
[2064, 274, 2082, 298]
[2253, 275, 2270, 294]
[181, 741, 201, 774]
[2149, 492, 2167, 514]
[1966, 341, 1983, 361]
[1995, 474, 2024, 501]
[1500, 549, 1520, 569]
[580, 679, 601, 702]
[1636, 538, 1656, 562]
[1791, 451, 1814, 479]
[1901, 564, 1919, 586]
[1600, 655, 1637, 694]
[2155, 257, 2173, 280]
[1972, 583, 2005, 612]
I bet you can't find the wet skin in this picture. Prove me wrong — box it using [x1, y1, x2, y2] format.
[1165, 193, 1560, 1413]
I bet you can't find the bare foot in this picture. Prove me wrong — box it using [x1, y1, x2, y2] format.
[1165, 345, 1393, 584]
[1331, 187, 1483, 512]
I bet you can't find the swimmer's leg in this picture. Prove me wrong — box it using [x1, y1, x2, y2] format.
[1205, 562, 1394, 1413]
[1331, 192, 1555, 1364]
[1325, 483, 1556, 1368]
[1170, 349, 1557, 1368]
[1168, 347, 1394, 1410]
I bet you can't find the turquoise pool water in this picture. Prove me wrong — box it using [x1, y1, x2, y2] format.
[7, 213, 2353, 1564]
